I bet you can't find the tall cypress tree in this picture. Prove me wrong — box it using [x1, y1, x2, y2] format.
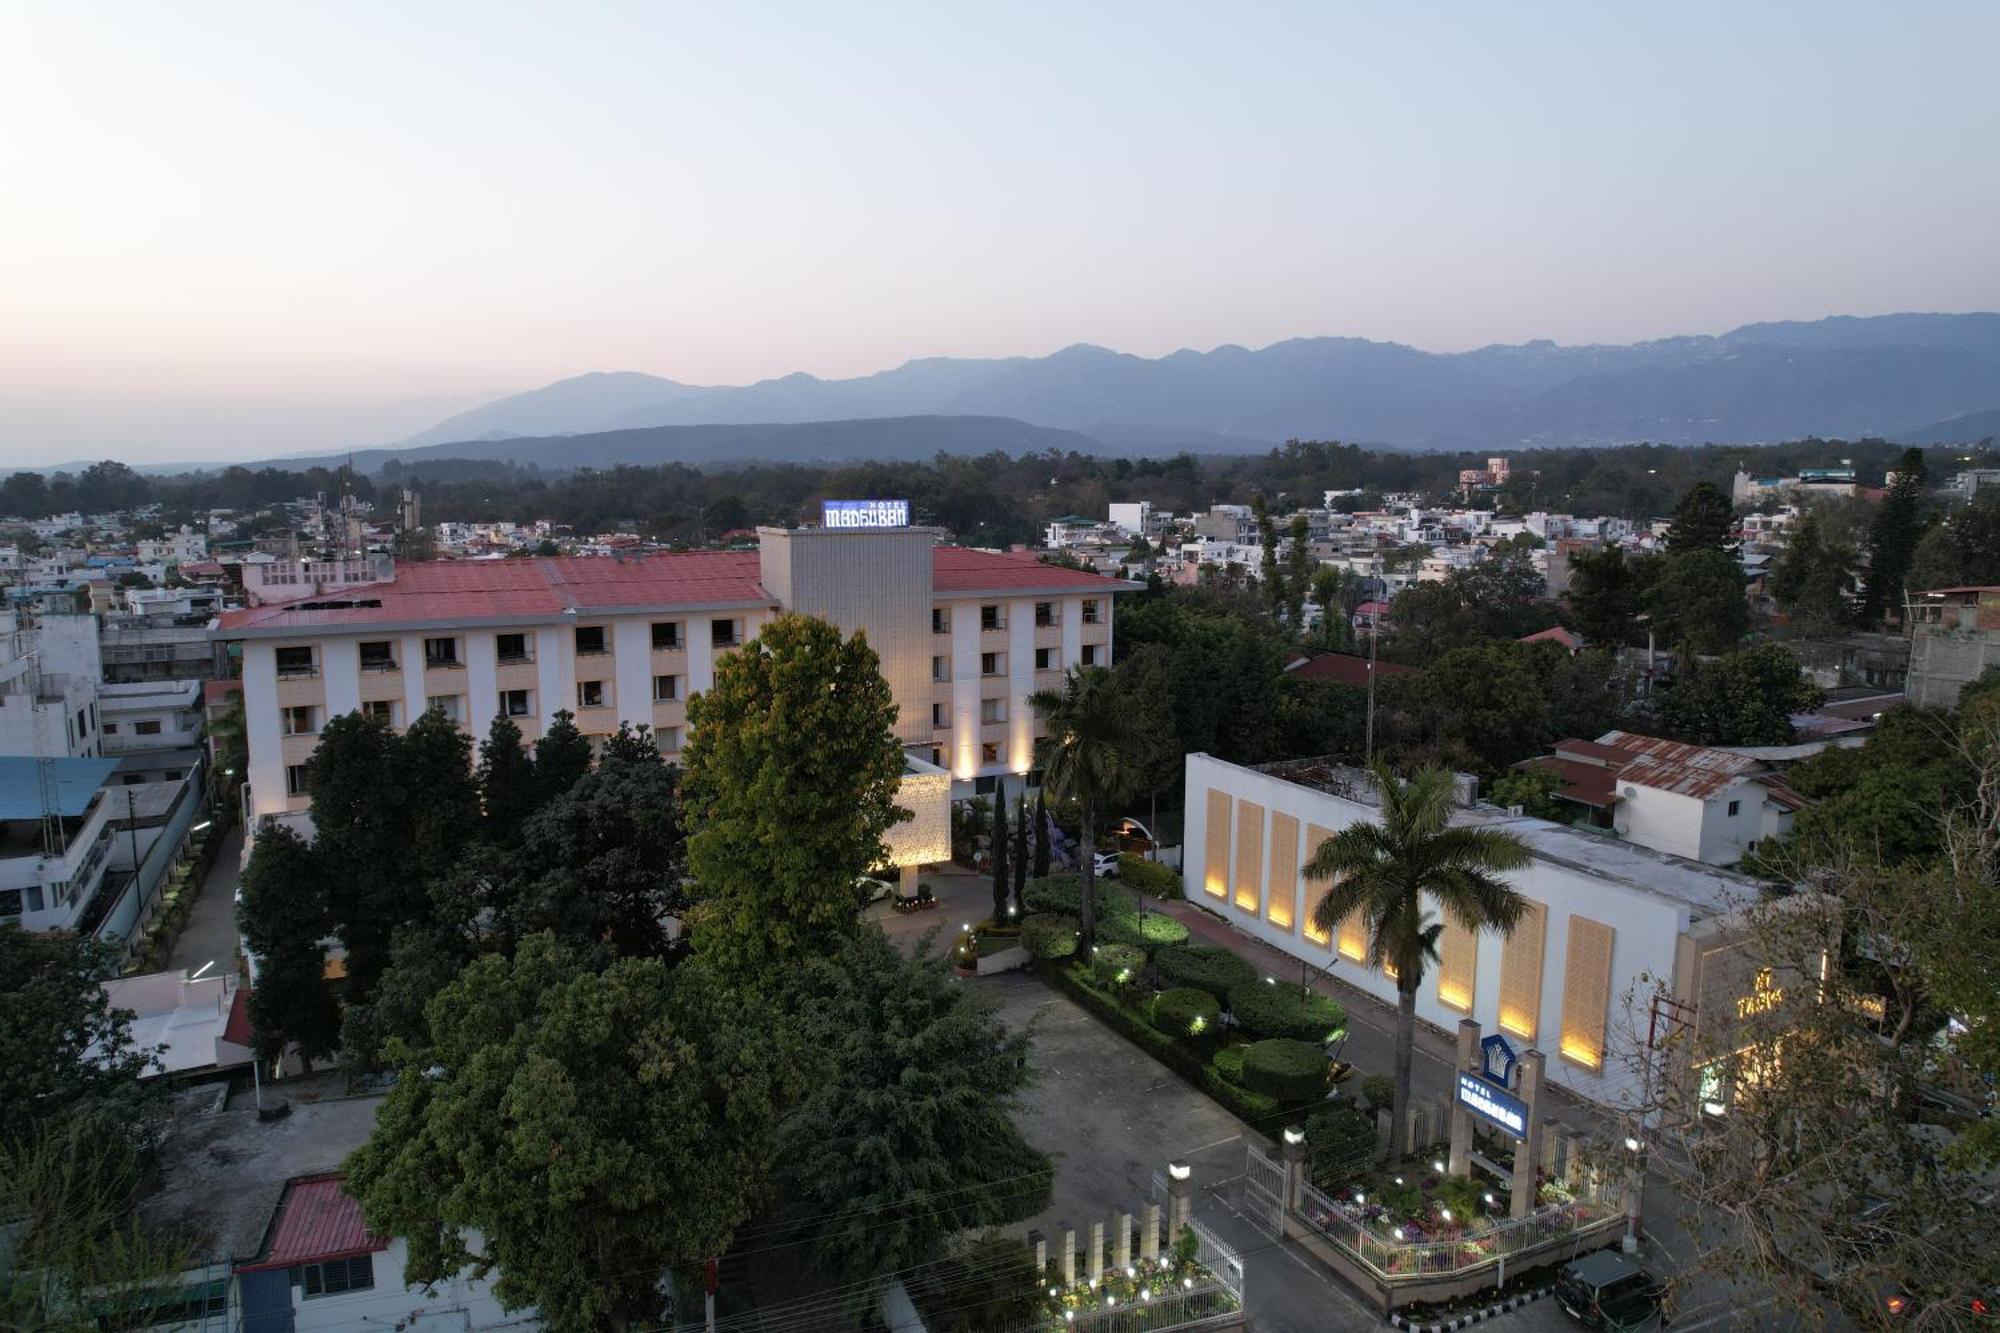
[1032, 792, 1050, 879]
[1284, 514, 1311, 629]
[990, 797, 1010, 925]
[1011, 794, 1029, 917]
[1863, 447, 1930, 623]
[534, 708, 594, 800]
[478, 714, 539, 840]
[237, 825, 340, 1072]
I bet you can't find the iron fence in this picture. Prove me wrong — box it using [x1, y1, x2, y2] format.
[1297, 1181, 1624, 1282]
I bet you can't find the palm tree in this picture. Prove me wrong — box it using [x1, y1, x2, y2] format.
[1306, 762, 1532, 1151]
[1030, 666, 1142, 959]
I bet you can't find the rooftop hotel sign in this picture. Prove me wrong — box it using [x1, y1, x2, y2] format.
[822, 499, 910, 529]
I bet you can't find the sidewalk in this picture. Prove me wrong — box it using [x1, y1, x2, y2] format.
[165, 824, 245, 977]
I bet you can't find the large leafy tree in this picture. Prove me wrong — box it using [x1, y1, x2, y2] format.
[345, 935, 788, 1333]
[477, 713, 540, 840]
[1306, 765, 1531, 1146]
[0, 927, 159, 1143]
[1907, 489, 2000, 593]
[533, 708, 594, 801]
[767, 929, 1053, 1278]
[1564, 545, 1651, 648]
[1651, 645, 1824, 746]
[1651, 547, 1750, 655]
[306, 712, 412, 998]
[1768, 510, 1856, 636]
[683, 613, 906, 979]
[1861, 447, 1930, 623]
[1664, 480, 1737, 555]
[1114, 590, 1287, 763]
[236, 825, 341, 1072]
[1031, 666, 1143, 959]
[399, 706, 483, 897]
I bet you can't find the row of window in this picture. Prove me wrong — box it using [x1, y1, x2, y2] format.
[281, 676, 686, 737]
[272, 620, 739, 678]
[932, 599, 1102, 634]
[284, 720, 688, 796]
[923, 740, 1012, 771]
[930, 644, 1100, 682]
[928, 699, 1014, 727]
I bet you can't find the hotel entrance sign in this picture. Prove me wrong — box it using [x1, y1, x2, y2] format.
[823, 499, 910, 529]
[1456, 1072, 1528, 1136]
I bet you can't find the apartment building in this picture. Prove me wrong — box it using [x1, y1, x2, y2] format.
[214, 523, 1131, 831]
[0, 610, 103, 760]
[1184, 753, 1794, 1111]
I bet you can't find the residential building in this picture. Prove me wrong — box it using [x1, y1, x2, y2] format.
[1905, 585, 2000, 707]
[99, 679, 205, 754]
[102, 968, 254, 1080]
[0, 756, 120, 932]
[101, 609, 236, 683]
[1107, 501, 1155, 537]
[0, 610, 102, 759]
[1183, 753, 1805, 1111]
[213, 525, 1132, 854]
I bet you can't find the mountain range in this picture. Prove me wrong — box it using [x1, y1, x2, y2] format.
[368, 313, 2000, 467]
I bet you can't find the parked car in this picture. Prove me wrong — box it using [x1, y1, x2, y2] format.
[1093, 852, 1121, 878]
[1555, 1251, 1665, 1329]
[854, 876, 895, 907]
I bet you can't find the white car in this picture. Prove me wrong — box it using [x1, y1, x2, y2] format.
[1093, 852, 1121, 879]
[854, 876, 895, 906]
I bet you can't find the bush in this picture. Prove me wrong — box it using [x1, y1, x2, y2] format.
[1117, 853, 1181, 898]
[1212, 1045, 1247, 1084]
[1358, 1072, 1396, 1114]
[1020, 914, 1079, 961]
[1151, 987, 1222, 1041]
[1097, 911, 1190, 952]
[1153, 942, 1257, 997]
[1224, 981, 1346, 1043]
[1090, 943, 1147, 987]
[1022, 873, 1136, 922]
[1305, 1104, 1378, 1188]
[1239, 1038, 1330, 1104]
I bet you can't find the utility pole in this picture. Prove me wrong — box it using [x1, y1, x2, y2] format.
[1364, 552, 1382, 765]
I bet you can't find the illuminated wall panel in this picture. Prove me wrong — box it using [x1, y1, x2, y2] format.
[1233, 801, 1264, 915]
[1302, 823, 1335, 945]
[1435, 913, 1476, 1012]
[1267, 812, 1298, 931]
[1203, 790, 1231, 899]
[1498, 901, 1546, 1040]
[1560, 916, 1616, 1070]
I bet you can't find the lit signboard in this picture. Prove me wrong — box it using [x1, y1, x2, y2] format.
[1456, 1072, 1528, 1136]
[1480, 1032, 1518, 1088]
[822, 499, 910, 529]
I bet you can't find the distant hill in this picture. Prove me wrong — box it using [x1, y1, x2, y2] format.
[1898, 406, 2000, 445]
[277, 415, 1117, 475]
[389, 312, 2000, 455]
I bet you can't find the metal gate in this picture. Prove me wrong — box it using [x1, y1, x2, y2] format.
[1242, 1141, 1288, 1239]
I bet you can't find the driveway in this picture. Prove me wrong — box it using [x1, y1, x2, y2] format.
[165, 823, 244, 977]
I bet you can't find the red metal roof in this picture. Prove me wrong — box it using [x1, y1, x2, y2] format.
[240, 1175, 383, 1271]
[1594, 730, 1764, 799]
[1521, 755, 1620, 807]
[930, 547, 1132, 594]
[1519, 625, 1582, 650]
[203, 679, 243, 708]
[222, 982, 253, 1048]
[1288, 653, 1414, 685]
[1552, 737, 1632, 766]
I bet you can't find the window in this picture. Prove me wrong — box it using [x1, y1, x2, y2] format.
[1081, 644, 1100, 666]
[981, 740, 1004, 765]
[1726, 799, 1741, 817]
[285, 764, 311, 797]
[24, 885, 45, 912]
[423, 636, 461, 668]
[574, 625, 607, 655]
[651, 621, 682, 651]
[299, 1255, 375, 1299]
[361, 699, 396, 726]
[974, 774, 999, 795]
[275, 646, 316, 678]
[930, 747, 945, 768]
[711, 618, 740, 648]
[427, 695, 462, 723]
[932, 702, 948, 728]
[932, 655, 950, 682]
[658, 726, 682, 753]
[359, 640, 396, 672]
[932, 607, 951, 634]
[980, 697, 1008, 725]
[1034, 601, 1056, 627]
[281, 706, 317, 736]
[578, 680, 607, 709]
[1082, 599, 1100, 625]
[496, 632, 531, 663]
[980, 604, 1004, 631]
[652, 674, 680, 702]
[102, 722, 119, 735]
[134, 719, 163, 735]
[1034, 646, 1054, 670]
[980, 651, 1005, 677]
[499, 688, 532, 717]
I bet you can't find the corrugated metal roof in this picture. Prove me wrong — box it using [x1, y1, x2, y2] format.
[240, 1175, 383, 1271]
[1594, 730, 1763, 799]
[0, 757, 118, 820]
[1287, 652, 1414, 685]
[931, 548, 1133, 594]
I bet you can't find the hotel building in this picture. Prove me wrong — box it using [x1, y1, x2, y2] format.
[213, 523, 1133, 866]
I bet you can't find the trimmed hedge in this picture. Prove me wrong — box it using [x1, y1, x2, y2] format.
[1240, 1038, 1330, 1104]
[1045, 965, 1282, 1128]
[1212, 1045, 1247, 1084]
[1090, 943, 1147, 987]
[1021, 873, 1136, 922]
[1151, 987, 1221, 1040]
[1097, 910, 1191, 952]
[1225, 982, 1347, 1043]
[1153, 942, 1257, 997]
[1306, 1104, 1379, 1188]
[1117, 853, 1181, 898]
[1020, 914, 1080, 961]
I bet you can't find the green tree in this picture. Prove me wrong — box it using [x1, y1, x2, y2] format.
[0, 927, 159, 1144]
[683, 614, 906, 979]
[1253, 495, 1284, 619]
[1011, 794, 1029, 917]
[1768, 510, 1856, 636]
[1908, 490, 2000, 592]
[1284, 514, 1312, 629]
[1451, 552, 1560, 640]
[1665, 480, 1737, 555]
[510, 756, 689, 960]
[533, 708, 593, 800]
[1488, 764, 1564, 819]
[1564, 545, 1648, 648]
[401, 705, 482, 893]
[1651, 547, 1750, 655]
[307, 711, 411, 998]
[236, 826, 341, 1072]
[1385, 579, 1476, 662]
[1030, 666, 1143, 958]
[1305, 765, 1531, 1148]
[600, 720, 663, 765]
[1861, 447, 1930, 623]
[768, 929, 1053, 1278]
[338, 925, 473, 1073]
[477, 713, 539, 839]
[1032, 792, 1050, 878]
[990, 795, 1010, 925]
[345, 936, 786, 1333]
[1652, 645, 1824, 746]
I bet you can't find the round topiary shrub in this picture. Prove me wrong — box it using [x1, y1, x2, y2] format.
[1091, 942, 1147, 987]
[1225, 981, 1347, 1043]
[1358, 1072, 1396, 1114]
[1117, 853, 1182, 898]
[1239, 1038, 1330, 1104]
[1151, 987, 1221, 1042]
[1211, 1045, 1247, 1084]
[1153, 942, 1257, 997]
[1022, 873, 1137, 921]
[1136, 912, 1191, 948]
[1020, 913, 1080, 961]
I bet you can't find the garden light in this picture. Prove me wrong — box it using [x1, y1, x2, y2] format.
[1105, 1295, 1114, 1308]
[1432, 1159, 1445, 1173]
[1265, 975, 1276, 985]
[1393, 1176, 1403, 1186]
[1168, 1162, 1191, 1180]
[1182, 1278, 1193, 1290]
[1624, 1135, 1642, 1152]
[1064, 1313, 1074, 1323]
[1439, 1207, 1451, 1220]
[1354, 1191, 1365, 1204]
[1283, 1125, 1305, 1145]
[1048, 1288, 1057, 1297]
[1393, 1228, 1404, 1240]
[1125, 1267, 1135, 1279]
[1484, 1193, 1496, 1205]
[1140, 1289, 1150, 1301]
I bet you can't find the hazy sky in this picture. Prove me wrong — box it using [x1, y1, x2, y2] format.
[4, 1, 1997, 465]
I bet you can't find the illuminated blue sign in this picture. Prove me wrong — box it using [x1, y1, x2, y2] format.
[822, 499, 910, 529]
[1457, 1072, 1528, 1136]
[1480, 1033, 1519, 1088]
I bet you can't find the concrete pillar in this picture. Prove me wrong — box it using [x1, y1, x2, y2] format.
[1029, 1229, 1046, 1277]
[1088, 1220, 1105, 1284]
[1167, 1163, 1193, 1240]
[1281, 1125, 1308, 1215]
[1060, 1223, 1076, 1286]
[1375, 1107, 1394, 1161]
[1114, 1212, 1132, 1272]
[1141, 1203, 1162, 1263]
[1511, 1049, 1546, 1219]
[1448, 1018, 1479, 1177]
